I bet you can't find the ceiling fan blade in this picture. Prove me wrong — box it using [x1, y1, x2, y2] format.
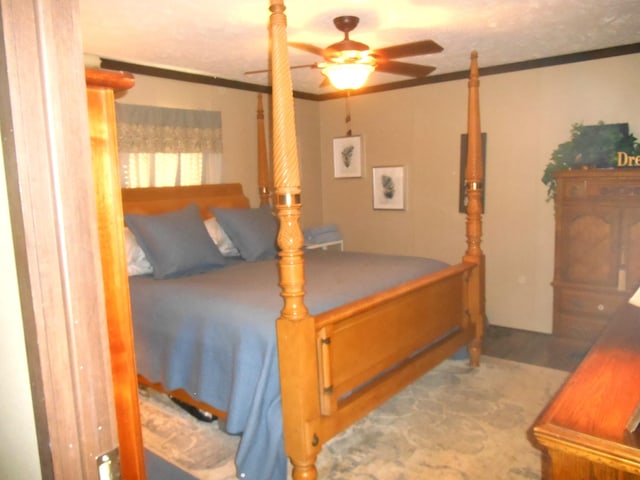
[373, 40, 443, 60]
[375, 60, 436, 77]
[288, 42, 326, 57]
[244, 64, 317, 75]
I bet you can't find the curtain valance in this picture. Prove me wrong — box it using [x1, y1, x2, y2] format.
[115, 103, 223, 154]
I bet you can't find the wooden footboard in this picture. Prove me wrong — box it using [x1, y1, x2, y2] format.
[315, 263, 473, 419]
[312, 262, 477, 445]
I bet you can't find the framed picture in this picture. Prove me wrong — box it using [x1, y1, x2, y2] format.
[372, 166, 406, 210]
[459, 132, 487, 213]
[333, 135, 363, 178]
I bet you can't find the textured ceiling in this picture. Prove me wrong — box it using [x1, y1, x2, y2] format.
[80, 0, 640, 95]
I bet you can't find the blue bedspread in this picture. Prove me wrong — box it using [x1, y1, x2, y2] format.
[129, 250, 448, 479]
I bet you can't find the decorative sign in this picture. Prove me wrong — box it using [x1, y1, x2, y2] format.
[617, 152, 640, 168]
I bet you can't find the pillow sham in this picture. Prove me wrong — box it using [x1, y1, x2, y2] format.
[203, 217, 240, 257]
[125, 204, 226, 279]
[124, 227, 153, 276]
[210, 205, 278, 262]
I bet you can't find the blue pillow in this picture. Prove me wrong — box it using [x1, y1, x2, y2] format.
[210, 205, 278, 261]
[125, 204, 226, 279]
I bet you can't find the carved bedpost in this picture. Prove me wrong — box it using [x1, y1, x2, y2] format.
[257, 93, 271, 206]
[463, 51, 486, 367]
[269, 1, 322, 479]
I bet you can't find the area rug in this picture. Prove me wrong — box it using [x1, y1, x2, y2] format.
[139, 356, 568, 480]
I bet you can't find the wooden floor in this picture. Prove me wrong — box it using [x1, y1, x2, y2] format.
[482, 324, 592, 372]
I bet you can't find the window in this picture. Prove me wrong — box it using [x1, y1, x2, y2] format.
[115, 104, 223, 188]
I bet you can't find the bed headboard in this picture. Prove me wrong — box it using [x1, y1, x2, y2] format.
[121, 183, 250, 218]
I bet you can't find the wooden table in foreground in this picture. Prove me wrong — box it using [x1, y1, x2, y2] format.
[534, 303, 640, 479]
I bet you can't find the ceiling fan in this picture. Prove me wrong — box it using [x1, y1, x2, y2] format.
[290, 15, 443, 89]
[245, 15, 443, 90]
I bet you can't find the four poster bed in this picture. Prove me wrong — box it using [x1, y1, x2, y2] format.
[120, 1, 485, 479]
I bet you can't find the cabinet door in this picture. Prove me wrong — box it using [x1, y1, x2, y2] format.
[623, 207, 640, 291]
[556, 205, 620, 288]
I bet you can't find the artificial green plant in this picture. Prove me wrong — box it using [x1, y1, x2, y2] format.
[542, 122, 640, 201]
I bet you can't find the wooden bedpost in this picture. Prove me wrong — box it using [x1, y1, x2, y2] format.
[269, 1, 322, 479]
[86, 69, 147, 478]
[463, 51, 486, 367]
[257, 93, 271, 206]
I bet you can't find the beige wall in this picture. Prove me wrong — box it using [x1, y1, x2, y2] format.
[317, 53, 640, 333]
[0, 137, 42, 479]
[111, 54, 640, 333]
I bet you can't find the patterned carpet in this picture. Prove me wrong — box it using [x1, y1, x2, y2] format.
[140, 356, 568, 480]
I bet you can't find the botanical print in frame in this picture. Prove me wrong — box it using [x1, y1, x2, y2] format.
[333, 135, 363, 178]
[372, 166, 406, 210]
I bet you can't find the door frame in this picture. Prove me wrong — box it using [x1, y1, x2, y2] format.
[0, 0, 124, 477]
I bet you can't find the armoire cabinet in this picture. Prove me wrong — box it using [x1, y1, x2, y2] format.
[553, 169, 640, 342]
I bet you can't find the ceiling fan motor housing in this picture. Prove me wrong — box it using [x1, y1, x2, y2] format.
[326, 16, 370, 57]
[333, 16, 359, 34]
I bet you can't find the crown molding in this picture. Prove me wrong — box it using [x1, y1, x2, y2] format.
[101, 43, 640, 102]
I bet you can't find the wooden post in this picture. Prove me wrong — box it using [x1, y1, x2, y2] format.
[86, 68, 146, 479]
[269, 0, 322, 478]
[463, 51, 486, 366]
[257, 93, 271, 206]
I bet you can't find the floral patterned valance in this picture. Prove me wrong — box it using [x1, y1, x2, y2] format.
[115, 103, 222, 154]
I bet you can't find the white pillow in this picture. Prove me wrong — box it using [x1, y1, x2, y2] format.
[204, 217, 240, 257]
[124, 227, 153, 276]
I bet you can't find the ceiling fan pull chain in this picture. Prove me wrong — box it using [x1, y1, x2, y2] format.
[345, 90, 352, 136]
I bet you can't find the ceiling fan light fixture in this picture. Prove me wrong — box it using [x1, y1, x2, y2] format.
[287, 15, 443, 91]
[321, 62, 375, 90]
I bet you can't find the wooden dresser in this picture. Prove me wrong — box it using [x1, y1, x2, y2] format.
[534, 303, 640, 479]
[553, 169, 640, 342]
